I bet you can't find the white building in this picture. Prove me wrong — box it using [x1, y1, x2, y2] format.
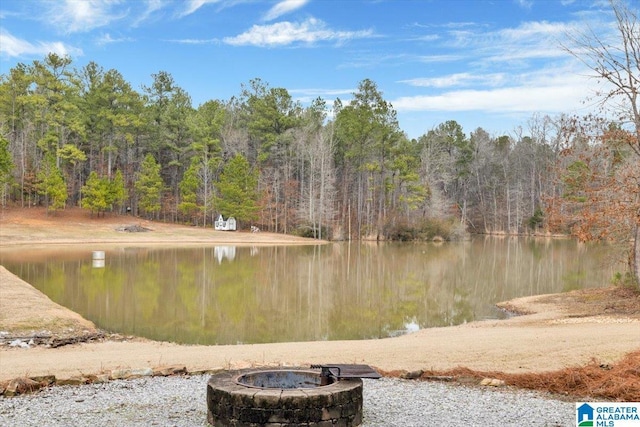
[214, 214, 237, 231]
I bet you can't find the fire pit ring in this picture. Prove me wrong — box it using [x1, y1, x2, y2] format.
[207, 368, 364, 426]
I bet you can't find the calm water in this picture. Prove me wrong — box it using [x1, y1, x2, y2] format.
[0, 238, 619, 345]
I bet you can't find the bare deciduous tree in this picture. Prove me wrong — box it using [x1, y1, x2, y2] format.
[562, 0, 640, 285]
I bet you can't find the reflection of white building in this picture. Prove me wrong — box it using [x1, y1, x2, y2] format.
[92, 251, 105, 268]
[214, 246, 236, 264]
[214, 215, 236, 231]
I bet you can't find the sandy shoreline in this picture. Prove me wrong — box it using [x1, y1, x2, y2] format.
[1, 208, 639, 383]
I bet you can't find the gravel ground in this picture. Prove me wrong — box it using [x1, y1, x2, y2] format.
[0, 375, 575, 426]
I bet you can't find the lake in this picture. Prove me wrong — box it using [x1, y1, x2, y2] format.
[0, 237, 619, 345]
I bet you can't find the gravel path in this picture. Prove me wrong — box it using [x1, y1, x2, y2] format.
[0, 375, 575, 426]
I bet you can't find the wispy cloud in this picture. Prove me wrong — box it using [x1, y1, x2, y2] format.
[132, 0, 166, 26]
[515, 0, 533, 10]
[390, 6, 608, 119]
[43, 0, 125, 33]
[263, 0, 309, 21]
[165, 38, 219, 45]
[178, 0, 263, 18]
[0, 29, 83, 58]
[411, 34, 440, 42]
[388, 7, 618, 131]
[289, 87, 354, 97]
[415, 54, 465, 64]
[400, 73, 507, 89]
[224, 18, 374, 47]
[289, 87, 354, 104]
[95, 33, 134, 46]
[393, 64, 593, 115]
[443, 20, 579, 65]
[339, 52, 410, 69]
[179, 0, 221, 18]
[392, 85, 584, 114]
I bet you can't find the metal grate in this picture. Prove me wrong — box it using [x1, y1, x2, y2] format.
[311, 364, 381, 379]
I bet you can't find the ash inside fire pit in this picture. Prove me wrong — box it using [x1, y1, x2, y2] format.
[236, 370, 332, 389]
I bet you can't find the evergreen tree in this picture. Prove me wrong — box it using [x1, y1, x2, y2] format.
[37, 154, 67, 213]
[110, 169, 127, 213]
[334, 79, 411, 238]
[186, 100, 225, 226]
[178, 158, 202, 224]
[214, 154, 259, 226]
[82, 171, 110, 215]
[82, 169, 127, 216]
[135, 154, 163, 219]
[0, 136, 14, 206]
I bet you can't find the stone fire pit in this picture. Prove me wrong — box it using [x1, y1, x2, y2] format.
[206, 367, 368, 426]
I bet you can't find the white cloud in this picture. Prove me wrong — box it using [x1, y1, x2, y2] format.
[44, 0, 125, 33]
[289, 88, 356, 97]
[401, 73, 507, 89]
[500, 20, 572, 40]
[0, 29, 83, 58]
[290, 87, 354, 105]
[394, 60, 597, 114]
[392, 85, 584, 114]
[515, 0, 533, 10]
[95, 33, 133, 46]
[339, 52, 411, 69]
[224, 18, 373, 47]
[390, 10, 613, 126]
[392, 71, 591, 115]
[166, 38, 219, 45]
[416, 54, 465, 63]
[132, 0, 166, 26]
[263, 0, 309, 21]
[445, 20, 579, 66]
[412, 34, 440, 42]
[179, 0, 221, 17]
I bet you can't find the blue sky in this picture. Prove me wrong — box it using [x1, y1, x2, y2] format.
[0, 0, 621, 139]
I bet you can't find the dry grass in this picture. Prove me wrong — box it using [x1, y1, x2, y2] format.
[497, 350, 640, 401]
[382, 349, 640, 401]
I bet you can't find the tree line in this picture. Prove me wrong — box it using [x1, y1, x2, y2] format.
[0, 55, 634, 239]
[0, 1, 638, 285]
[0, 57, 564, 236]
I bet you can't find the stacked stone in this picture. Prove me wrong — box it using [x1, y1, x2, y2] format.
[0, 365, 188, 397]
[207, 369, 363, 427]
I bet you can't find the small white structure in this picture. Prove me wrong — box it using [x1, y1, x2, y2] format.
[92, 251, 105, 268]
[214, 214, 237, 231]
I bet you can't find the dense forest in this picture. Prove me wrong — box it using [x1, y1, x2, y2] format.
[0, 53, 635, 241]
[0, 54, 574, 237]
[0, 54, 628, 240]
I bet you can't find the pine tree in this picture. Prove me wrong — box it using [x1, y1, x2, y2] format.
[82, 171, 110, 215]
[0, 136, 14, 206]
[37, 155, 67, 214]
[82, 169, 127, 216]
[178, 158, 202, 224]
[109, 170, 127, 213]
[214, 154, 259, 227]
[135, 154, 163, 219]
